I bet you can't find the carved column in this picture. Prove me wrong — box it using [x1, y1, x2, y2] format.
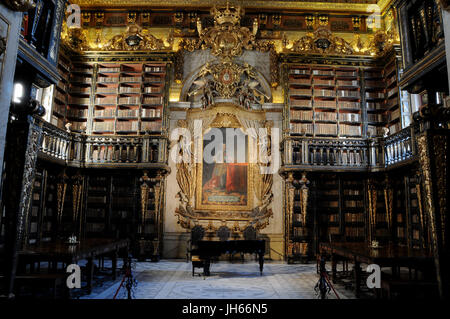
[299, 173, 310, 226]
[139, 171, 151, 239]
[285, 172, 295, 259]
[2, 116, 43, 298]
[71, 172, 84, 239]
[383, 174, 394, 240]
[417, 130, 450, 299]
[56, 170, 68, 237]
[153, 174, 162, 259]
[367, 179, 377, 244]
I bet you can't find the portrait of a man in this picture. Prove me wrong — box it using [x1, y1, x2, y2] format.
[199, 128, 249, 209]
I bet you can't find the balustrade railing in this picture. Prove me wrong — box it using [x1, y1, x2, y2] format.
[34, 118, 167, 167]
[40, 121, 72, 161]
[35, 117, 416, 171]
[383, 127, 415, 166]
[283, 127, 417, 170]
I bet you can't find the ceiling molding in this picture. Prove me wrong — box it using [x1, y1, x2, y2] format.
[71, 0, 395, 14]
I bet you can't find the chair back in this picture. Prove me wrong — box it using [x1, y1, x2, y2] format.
[217, 226, 230, 241]
[191, 225, 205, 245]
[243, 226, 257, 240]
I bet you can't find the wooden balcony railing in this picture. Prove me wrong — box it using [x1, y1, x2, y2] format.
[282, 126, 418, 171]
[34, 117, 168, 169]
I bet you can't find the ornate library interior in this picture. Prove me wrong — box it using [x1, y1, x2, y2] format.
[0, 0, 449, 302]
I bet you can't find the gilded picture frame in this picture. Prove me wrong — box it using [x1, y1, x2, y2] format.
[195, 126, 254, 212]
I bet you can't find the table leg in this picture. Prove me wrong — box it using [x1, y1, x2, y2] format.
[259, 252, 264, 275]
[86, 257, 94, 294]
[354, 259, 361, 298]
[203, 259, 211, 276]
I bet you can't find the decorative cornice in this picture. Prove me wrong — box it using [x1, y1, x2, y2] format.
[71, 0, 395, 14]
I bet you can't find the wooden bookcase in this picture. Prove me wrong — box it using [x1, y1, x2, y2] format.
[85, 175, 109, 237]
[406, 175, 427, 250]
[287, 51, 405, 139]
[316, 176, 341, 242]
[341, 178, 366, 242]
[51, 55, 168, 136]
[51, 52, 71, 129]
[383, 55, 402, 135]
[364, 67, 386, 137]
[67, 62, 93, 133]
[24, 164, 60, 245]
[111, 175, 138, 239]
[289, 186, 314, 260]
[288, 64, 363, 138]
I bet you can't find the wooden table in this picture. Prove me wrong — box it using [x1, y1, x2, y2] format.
[195, 240, 265, 276]
[18, 238, 130, 294]
[319, 242, 434, 297]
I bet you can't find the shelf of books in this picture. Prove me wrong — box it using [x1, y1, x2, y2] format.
[288, 65, 362, 138]
[51, 52, 71, 129]
[406, 175, 426, 250]
[364, 67, 387, 137]
[393, 177, 408, 246]
[90, 62, 167, 135]
[85, 175, 109, 237]
[111, 175, 138, 239]
[315, 177, 341, 242]
[288, 180, 315, 262]
[68, 62, 93, 133]
[383, 57, 402, 135]
[374, 188, 391, 245]
[342, 179, 366, 242]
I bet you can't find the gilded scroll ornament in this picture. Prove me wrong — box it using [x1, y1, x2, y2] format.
[416, 182, 427, 249]
[102, 24, 170, 51]
[432, 135, 447, 247]
[140, 172, 151, 236]
[287, 27, 354, 55]
[71, 172, 84, 238]
[383, 175, 393, 233]
[187, 61, 270, 108]
[299, 173, 310, 225]
[56, 171, 69, 227]
[367, 179, 377, 243]
[417, 135, 439, 254]
[185, 1, 258, 60]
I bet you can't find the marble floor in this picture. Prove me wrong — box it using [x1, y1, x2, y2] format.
[79, 259, 357, 299]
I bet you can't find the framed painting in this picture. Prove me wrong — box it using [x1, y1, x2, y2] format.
[196, 127, 253, 211]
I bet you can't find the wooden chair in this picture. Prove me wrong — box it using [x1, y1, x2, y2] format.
[241, 226, 257, 261]
[187, 226, 205, 276]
